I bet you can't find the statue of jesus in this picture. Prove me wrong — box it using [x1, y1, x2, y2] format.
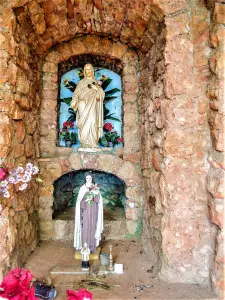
[70, 64, 105, 148]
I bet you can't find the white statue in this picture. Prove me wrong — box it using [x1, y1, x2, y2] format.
[74, 172, 104, 252]
[81, 243, 90, 270]
[70, 64, 105, 148]
[81, 243, 90, 262]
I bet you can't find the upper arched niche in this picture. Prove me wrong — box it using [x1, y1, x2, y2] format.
[12, 0, 165, 55]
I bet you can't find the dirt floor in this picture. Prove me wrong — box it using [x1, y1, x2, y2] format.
[25, 239, 217, 300]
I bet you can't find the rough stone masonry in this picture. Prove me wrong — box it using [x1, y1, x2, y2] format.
[0, 0, 224, 297]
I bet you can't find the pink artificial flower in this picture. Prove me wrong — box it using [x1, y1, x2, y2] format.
[0, 269, 36, 299]
[0, 168, 7, 181]
[113, 131, 118, 134]
[117, 137, 123, 143]
[67, 289, 92, 300]
[97, 80, 103, 86]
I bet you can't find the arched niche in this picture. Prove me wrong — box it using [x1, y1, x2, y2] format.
[53, 169, 126, 222]
[58, 65, 123, 148]
[41, 36, 140, 157]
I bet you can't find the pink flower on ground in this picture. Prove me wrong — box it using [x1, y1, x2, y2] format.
[67, 289, 92, 300]
[0, 268, 36, 300]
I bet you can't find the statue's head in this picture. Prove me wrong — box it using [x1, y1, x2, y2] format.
[84, 171, 95, 184]
[84, 64, 94, 79]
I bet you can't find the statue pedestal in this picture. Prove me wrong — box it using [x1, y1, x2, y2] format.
[74, 247, 101, 260]
[78, 148, 102, 153]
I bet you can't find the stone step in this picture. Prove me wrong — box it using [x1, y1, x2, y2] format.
[51, 218, 137, 242]
[40, 207, 138, 242]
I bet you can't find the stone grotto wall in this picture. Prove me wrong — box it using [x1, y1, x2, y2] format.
[139, 0, 224, 295]
[0, 2, 41, 272]
[0, 0, 223, 297]
[206, 0, 225, 296]
[139, 23, 166, 275]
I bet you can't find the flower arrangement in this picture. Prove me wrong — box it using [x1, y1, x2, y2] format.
[59, 121, 77, 144]
[0, 159, 40, 201]
[85, 184, 100, 205]
[100, 123, 123, 147]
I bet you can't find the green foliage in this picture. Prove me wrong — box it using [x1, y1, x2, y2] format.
[105, 88, 120, 97]
[101, 77, 112, 90]
[63, 80, 77, 93]
[104, 96, 118, 102]
[60, 97, 72, 105]
[67, 108, 76, 122]
[60, 130, 77, 144]
[103, 105, 121, 122]
[70, 132, 77, 144]
[99, 135, 108, 147]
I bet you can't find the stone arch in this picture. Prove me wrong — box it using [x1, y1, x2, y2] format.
[41, 36, 140, 157]
[52, 169, 127, 212]
[38, 153, 144, 241]
[38, 152, 144, 220]
[12, 0, 165, 55]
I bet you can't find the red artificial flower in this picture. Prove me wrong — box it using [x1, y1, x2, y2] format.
[67, 289, 92, 300]
[0, 268, 36, 300]
[63, 121, 74, 129]
[103, 123, 114, 132]
[0, 168, 7, 180]
[117, 137, 123, 143]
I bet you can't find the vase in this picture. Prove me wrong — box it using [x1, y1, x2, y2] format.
[108, 142, 113, 147]
[65, 140, 72, 147]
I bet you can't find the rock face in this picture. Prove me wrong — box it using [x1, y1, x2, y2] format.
[207, 2, 225, 296]
[0, 0, 224, 297]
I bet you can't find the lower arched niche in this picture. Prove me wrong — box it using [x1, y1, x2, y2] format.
[53, 169, 126, 219]
[38, 165, 142, 243]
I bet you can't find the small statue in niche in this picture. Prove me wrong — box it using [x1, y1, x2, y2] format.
[81, 243, 90, 270]
[74, 172, 103, 253]
[70, 64, 105, 148]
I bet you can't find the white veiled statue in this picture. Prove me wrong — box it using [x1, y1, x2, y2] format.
[74, 172, 103, 252]
[70, 64, 105, 148]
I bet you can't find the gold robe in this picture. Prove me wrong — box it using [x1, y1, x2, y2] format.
[71, 78, 105, 148]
